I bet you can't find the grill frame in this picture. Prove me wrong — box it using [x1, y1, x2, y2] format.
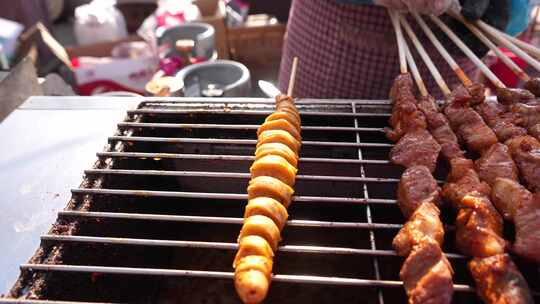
[3, 97, 539, 304]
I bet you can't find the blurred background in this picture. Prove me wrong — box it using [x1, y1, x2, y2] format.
[0, 0, 294, 117]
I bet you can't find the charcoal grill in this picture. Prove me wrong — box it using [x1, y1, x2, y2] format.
[2, 97, 539, 304]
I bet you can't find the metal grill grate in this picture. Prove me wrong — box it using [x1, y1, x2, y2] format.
[3, 98, 539, 303]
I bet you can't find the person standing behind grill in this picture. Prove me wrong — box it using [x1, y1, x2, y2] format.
[278, 0, 533, 99]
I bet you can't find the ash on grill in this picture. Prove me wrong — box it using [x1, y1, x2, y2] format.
[2, 98, 538, 304]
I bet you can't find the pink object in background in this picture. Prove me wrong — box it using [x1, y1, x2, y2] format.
[156, 10, 186, 28]
[159, 56, 183, 76]
[488, 48, 527, 88]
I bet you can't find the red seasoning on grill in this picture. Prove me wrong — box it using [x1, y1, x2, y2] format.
[233, 94, 302, 304]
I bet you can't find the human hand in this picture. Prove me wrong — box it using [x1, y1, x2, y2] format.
[435, 0, 511, 57]
[459, 0, 510, 32]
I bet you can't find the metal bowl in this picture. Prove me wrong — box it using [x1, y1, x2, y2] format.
[157, 22, 215, 60]
[176, 60, 251, 97]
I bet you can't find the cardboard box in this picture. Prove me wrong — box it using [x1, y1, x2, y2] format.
[194, 0, 229, 59]
[16, 23, 158, 95]
[66, 37, 158, 95]
[14, 0, 228, 94]
[227, 16, 285, 67]
[65, 35, 143, 58]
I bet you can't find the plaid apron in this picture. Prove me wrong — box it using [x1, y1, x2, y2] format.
[278, 0, 479, 99]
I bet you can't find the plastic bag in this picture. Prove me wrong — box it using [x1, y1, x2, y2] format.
[74, 0, 128, 45]
[137, 0, 201, 52]
[155, 0, 201, 29]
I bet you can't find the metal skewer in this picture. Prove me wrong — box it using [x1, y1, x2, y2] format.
[448, 12, 531, 82]
[411, 12, 473, 87]
[429, 15, 506, 89]
[399, 14, 451, 96]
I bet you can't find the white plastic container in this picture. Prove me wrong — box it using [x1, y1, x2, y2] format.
[74, 0, 128, 45]
[0, 18, 24, 62]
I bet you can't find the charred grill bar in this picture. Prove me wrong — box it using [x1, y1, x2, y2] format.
[2, 98, 539, 303]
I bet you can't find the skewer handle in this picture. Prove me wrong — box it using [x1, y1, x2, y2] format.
[388, 10, 408, 74]
[287, 57, 299, 97]
[475, 19, 540, 74]
[503, 32, 540, 60]
[404, 42, 428, 97]
[449, 12, 530, 82]
[412, 12, 472, 87]
[399, 14, 451, 96]
[430, 15, 506, 89]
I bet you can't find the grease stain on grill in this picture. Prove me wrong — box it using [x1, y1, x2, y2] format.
[3, 100, 538, 303]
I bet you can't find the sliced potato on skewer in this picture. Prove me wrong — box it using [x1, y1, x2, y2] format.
[275, 95, 299, 111]
[245, 197, 289, 231]
[235, 255, 273, 280]
[247, 176, 295, 208]
[238, 215, 281, 251]
[257, 119, 302, 142]
[277, 106, 301, 122]
[277, 100, 298, 111]
[235, 59, 301, 304]
[250, 155, 297, 187]
[234, 255, 273, 304]
[265, 112, 301, 133]
[275, 94, 294, 106]
[233, 235, 274, 268]
[255, 142, 298, 168]
[257, 130, 301, 154]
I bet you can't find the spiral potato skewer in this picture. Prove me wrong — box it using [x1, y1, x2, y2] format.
[233, 95, 302, 304]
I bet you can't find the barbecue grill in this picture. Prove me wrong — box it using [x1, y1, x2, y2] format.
[2, 97, 539, 303]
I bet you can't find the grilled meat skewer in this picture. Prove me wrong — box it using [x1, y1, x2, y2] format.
[492, 178, 540, 263]
[396, 11, 535, 300]
[452, 85, 540, 267]
[388, 73, 454, 304]
[390, 129, 441, 173]
[474, 143, 519, 187]
[410, 80, 532, 302]
[443, 86, 498, 155]
[471, 90, 540, 194]
[442, 86, 534, 302]
[523, 77, 540, 97]
[397, 165, 442, 219]
[386, 73, 428, 142]
[416, 94, 465, 160]
[469, 253, 534, 304]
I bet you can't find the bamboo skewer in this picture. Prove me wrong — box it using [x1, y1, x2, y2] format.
[449, 12, 530, 82]
[526, 6, 540, 38]
[430, 15, 506, 89]
[399, 14, 451, 96]
[502, 32, 540, 60]
[388, 10, 427, 94]
[287, 57, 299, 97]
[405, 41, 429, 97]
[388, 10, 408, 74]
[411, 12, 473, 87]
[475, 19, 540, 74]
